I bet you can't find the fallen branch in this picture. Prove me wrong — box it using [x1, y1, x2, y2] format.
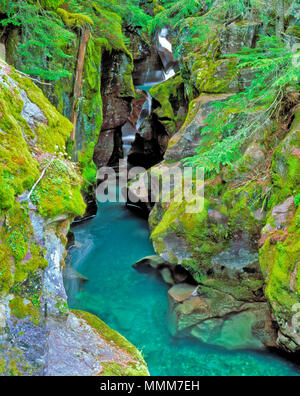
[15, 69, 52, 86]
[27, 158, 55, 201]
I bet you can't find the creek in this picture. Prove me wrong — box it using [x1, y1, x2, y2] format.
[65, 201, 300, 376]
[65, 29, 300, 376]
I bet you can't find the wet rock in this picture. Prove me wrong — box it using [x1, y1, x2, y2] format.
[128, 115, 165, 169]
[211, 239, 260, 280]
[190, 307, 275, 350]
[167, 283, 277, 350]
[94, 50, 135, 169]
[101, 51, 133, 131]
[168, 284, 198, 303]
[132, 41, 165, 85]
[160, 267, 174, 285]
[156, 29, 175, 71]
[93, 129, 115, 168]
[129, 89, 148, 127]
[133, 255, 166, 272]
[173, 265, 190, 283]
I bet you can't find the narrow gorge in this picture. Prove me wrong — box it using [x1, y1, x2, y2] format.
[0, 0, 299, 377]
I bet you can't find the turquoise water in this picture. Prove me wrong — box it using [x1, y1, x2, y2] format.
[66, 200, 300, 376]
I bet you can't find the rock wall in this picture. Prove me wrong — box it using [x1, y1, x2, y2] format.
[0, 62, 148, 376]
[129, 17, 300, 353]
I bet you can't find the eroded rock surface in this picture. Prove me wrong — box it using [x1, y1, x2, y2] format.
[0, 63, 148, 376]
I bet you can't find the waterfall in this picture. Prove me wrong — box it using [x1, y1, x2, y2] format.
[158, 28, 176, 81]
[121, 27, 176, 158]
[136, 91, 152, 131]
[158, 28, 172, 53]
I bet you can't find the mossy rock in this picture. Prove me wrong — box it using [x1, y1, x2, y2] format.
[192, 57, 239, 94]
[73, 310, 149, 376]
[150, 74, 185, 135]
[271, 110, 300, 204]
[0, 62, 85, 294]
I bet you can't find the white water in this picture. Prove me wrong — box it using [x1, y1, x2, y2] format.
[121, 28, 175, 157]
[158, 28, 175, 81]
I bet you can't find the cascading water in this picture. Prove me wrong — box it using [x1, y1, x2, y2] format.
[121, 27, 177, 159]
[158, 28, 176, 81]
[121, 85, 153, 158]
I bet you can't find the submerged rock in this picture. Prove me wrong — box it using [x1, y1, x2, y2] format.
[133, 255, 194, 286]
[63, 266, 88, 282]
[167, 283, 277, 350]
[133, 255, 166, 272]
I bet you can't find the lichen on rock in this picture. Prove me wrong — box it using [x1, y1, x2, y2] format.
[0, 61, 148, 376]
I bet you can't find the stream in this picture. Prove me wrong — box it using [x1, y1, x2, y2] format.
[65, 201, 300, 376]
[65, 30, 300, 377]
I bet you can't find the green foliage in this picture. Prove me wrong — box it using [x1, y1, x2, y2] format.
[105, 0, 152, 30]
[78, 142, 98, 193]
[150, 0, 265, 57]
[184, 35, 300, 175]
[1, 0, 75, 80]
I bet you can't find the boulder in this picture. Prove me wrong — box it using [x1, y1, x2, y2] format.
[167, 283, 277, 350]
[220, 21, 261, 56]
[160, 267, 174, 285]
[164, 94, 231, 161]
[93, 129, 115, 168]
[133, 255, 166, 273]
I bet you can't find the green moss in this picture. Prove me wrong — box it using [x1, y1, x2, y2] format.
[0, 201, 48, 292]
[260, 208, 300, 319]
[271, 113, 300, 203]
[0, 81, 40, 202]
[153, 0, 165, 15]
[0, 65, 85, 294]
[100, 361, 148, 376]
[30, 157, 86, 218]
[0, 344, 36, 376]
[150, 74, 184, 134]
[57, 8, 94, 28]
[223, 180, 265, 237]
[78, 142, 98, 193]
[12, 71, 73, 153]
[9, 296, 42, 326]
[0, 357, 6, 375]
[39, 0, 64, 9]
[192, 57, 238, 94]
[150, 168, 267, 282]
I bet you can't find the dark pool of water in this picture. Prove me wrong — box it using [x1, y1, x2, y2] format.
[66, 200, 300, 376]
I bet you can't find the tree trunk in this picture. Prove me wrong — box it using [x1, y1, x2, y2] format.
[276, 0, 285, 38]
[71, 28, 90, 141]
